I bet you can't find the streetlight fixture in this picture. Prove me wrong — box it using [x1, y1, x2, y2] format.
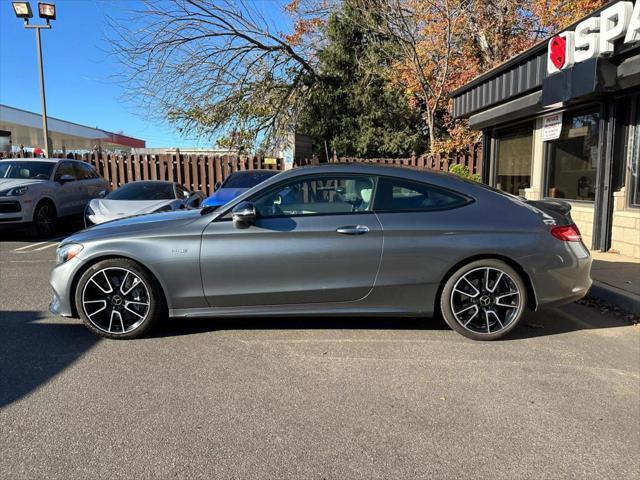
[12, 2, 32, 19]
[38, 2, 56, 21]
[12, 2, 56, 157]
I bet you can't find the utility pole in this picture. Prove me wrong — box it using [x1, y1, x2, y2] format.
[12, 2, 57, 157]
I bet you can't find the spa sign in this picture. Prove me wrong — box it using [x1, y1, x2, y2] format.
[547, 0, 640, 74]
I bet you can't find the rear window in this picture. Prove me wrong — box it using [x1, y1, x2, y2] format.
[374, 177, 469, 212]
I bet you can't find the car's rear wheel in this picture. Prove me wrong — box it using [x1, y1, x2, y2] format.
[440, 259, 527, 340]
[75, 258, 163, 339]
[31, 200, 57, 238]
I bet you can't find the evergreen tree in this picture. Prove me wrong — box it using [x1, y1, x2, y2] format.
[297, 4, 426, 158]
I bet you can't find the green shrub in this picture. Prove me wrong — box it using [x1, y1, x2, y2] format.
[449, 163, 481, 182]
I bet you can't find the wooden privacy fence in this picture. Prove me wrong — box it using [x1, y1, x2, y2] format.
[7, 152, 284, 196]
[322, 144, 483, 177]
[6, 143, 481, 194]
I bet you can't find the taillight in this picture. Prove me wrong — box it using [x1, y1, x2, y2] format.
[550, 224, 582, 242]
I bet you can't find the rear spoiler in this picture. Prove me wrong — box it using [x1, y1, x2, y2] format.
[524, 199, 573, 226]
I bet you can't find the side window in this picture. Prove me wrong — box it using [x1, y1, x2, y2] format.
[83, 162, 100, 179]
[374, 177, 469, 212]
[54, 162, 76, 181]
[72, 162, 93, 180]
[253, 175, 375, 218]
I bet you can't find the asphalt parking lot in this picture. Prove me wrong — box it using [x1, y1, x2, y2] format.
[1, 230, 639, 479]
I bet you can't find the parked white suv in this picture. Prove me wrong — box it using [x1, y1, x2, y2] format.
[0, 158, 109, 237]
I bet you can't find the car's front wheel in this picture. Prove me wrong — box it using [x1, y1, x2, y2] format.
[440, 259, 527, 340]
[31, 200, 57, 238]
[75, 258, 164, 339]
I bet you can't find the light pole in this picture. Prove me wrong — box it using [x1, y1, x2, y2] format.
[12, 2, 56, 157]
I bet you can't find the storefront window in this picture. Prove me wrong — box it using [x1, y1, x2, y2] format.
[546, 108, 600, 201]
[494, 124, 533, 196]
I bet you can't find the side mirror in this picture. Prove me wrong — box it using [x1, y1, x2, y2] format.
[97, 190, 108, 198]
[214, 181, 222, 191]
[59, 174, 76, 184]
[231, 201, 256, 227]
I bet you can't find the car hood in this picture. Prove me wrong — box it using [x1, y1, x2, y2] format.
[0, 178, 46, 191]
[65, 209, 204, 244]
[203, 187, 247, 206]
[90, 199, 175, 217]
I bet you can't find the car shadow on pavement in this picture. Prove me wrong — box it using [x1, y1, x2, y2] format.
[507, 303, 633, 340]
[150, 315, 450, 338]
[0, 310, 100, 409]
[149, 302, 633, 340]
[0, 217, 84, 242]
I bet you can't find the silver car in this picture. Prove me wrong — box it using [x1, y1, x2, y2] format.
[0, 158, 108, 237]
[50, 164, 592, 341]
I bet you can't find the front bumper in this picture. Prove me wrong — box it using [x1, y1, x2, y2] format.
[0, 198, 30, 224]
[49, 255, 85, 318]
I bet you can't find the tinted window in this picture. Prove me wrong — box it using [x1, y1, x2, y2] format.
[106, 182, 176, 201]
[374, 177, 468, 211]
[73, 162, 93, 180]
[0, 161, 54, 180]
[253, 175, 375, 217]
[223, 171, 278, 188]
[54, 162, 76, 181]
[76, 162, 99, 179]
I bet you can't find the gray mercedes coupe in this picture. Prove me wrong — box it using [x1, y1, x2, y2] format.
[50, 164, 592, 340]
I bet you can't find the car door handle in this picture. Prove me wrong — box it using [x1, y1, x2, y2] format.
[336, 225, 370, 235]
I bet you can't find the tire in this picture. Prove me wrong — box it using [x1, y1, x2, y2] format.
[30, 200, 57, 239]
[74, 258, 164, 339]
[440, 259, 527, 340]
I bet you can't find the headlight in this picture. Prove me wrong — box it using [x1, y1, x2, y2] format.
[10, 186, 28, 196]
[56, 243, 83, 265]
[0, 186, 28, 196]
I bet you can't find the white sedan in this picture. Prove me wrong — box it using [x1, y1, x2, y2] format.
[0, 158, 109, 237]
[85, 181, 204, 226]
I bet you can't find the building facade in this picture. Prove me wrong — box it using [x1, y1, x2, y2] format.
[0, 104, 145, 155]
[451, 0, 640, 258]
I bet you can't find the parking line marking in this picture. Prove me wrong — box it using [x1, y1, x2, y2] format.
[33, 243, 59, 251]
[13, 242, 48, 251]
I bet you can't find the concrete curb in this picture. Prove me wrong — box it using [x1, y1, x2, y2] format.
[588, 281, 640, 315]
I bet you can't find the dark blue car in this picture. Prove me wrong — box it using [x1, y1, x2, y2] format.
[202, 170, 280, 209]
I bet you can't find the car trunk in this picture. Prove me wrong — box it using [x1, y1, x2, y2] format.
[524, 199, 574, 226]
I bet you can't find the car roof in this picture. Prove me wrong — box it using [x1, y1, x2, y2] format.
[4, 157, 59, 164]
[253, 163, 490, 199]
[228, 169, 279, 176]
[115, 180, 175, 187]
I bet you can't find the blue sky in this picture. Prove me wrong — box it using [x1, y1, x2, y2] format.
[0, 0, 290, 148]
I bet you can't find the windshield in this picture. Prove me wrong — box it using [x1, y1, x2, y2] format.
[106, 182, 176, 201]
[222, 171, 277, 189]
[0, 161, 54, 180]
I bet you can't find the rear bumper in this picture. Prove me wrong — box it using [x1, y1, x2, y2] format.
[527, 241, 592, 310]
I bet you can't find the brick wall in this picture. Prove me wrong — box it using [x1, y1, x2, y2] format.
[611, 188, 640, 258]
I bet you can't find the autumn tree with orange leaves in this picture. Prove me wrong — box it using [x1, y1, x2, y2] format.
[347, 0, 608, 154]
